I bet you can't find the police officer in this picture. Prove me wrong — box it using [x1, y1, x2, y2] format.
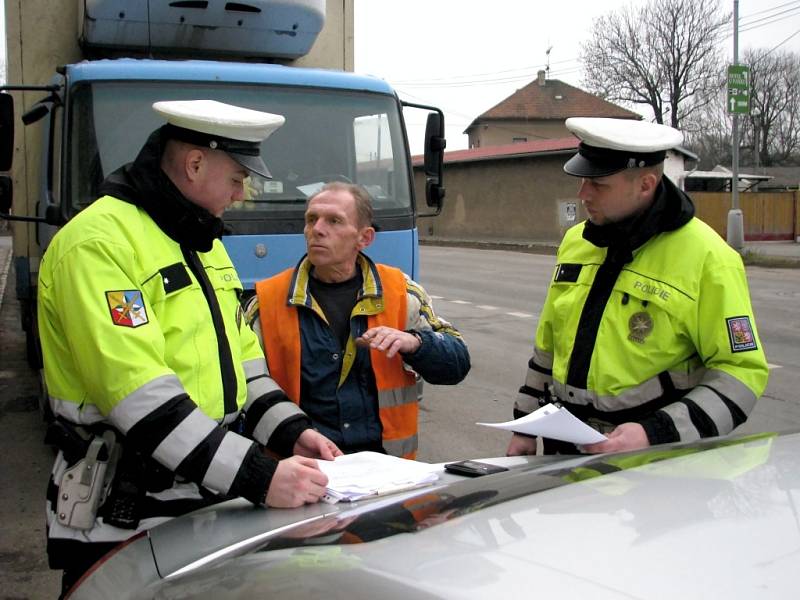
[38, 100, 341, 594]
[507, 117, 769, 456]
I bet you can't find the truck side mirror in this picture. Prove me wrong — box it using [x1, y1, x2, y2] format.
[0, 94, 15, 171]
[423, 111, 446, 213]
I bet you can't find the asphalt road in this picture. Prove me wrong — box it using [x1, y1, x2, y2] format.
[1, 240, 799, 598]
[415, 245, 800, 463]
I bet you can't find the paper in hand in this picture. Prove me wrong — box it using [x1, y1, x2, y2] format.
[477, 403, 607, 445]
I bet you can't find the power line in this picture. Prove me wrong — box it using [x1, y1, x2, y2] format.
[739, 6, 800, 33]
[385, 3, 799, 93]
[392, 57, 577, 85]
[739, 0, 800, 23]
[764, 28, 800, 55]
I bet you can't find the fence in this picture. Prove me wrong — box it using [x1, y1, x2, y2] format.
[691, 191, 799, 241]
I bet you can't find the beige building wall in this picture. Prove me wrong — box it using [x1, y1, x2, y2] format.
[5, 0, 83, 261]
[415, 153, 586, 245]
[468, 119, 572, 148]
[415, 157, 799, 245]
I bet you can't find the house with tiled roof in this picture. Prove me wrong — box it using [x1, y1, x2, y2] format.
[464, 70, 640, 149]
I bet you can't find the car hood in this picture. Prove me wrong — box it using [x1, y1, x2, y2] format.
[142, 432, 798, 599]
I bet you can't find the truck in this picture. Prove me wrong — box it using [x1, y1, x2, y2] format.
[0, 0, 446, 382]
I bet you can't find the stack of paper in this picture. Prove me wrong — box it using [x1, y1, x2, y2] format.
[477, 403, 608, 445]
[317, 451, 441, 504]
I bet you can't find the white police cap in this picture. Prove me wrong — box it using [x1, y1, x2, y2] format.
[152, 100, 285, 179]
[563, 117, 684, 178]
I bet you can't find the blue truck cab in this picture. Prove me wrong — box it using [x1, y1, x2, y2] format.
[0, 2, 446, 377]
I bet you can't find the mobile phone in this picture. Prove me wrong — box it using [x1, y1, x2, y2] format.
[444, 460, 509, 477]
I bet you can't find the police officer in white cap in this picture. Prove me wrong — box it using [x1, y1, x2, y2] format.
[38, 100, 342, 594]
[508, 117, 768, 457]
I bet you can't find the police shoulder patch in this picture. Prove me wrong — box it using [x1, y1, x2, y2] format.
[726, 316, 757, 352]
[106, 290, 149, 328]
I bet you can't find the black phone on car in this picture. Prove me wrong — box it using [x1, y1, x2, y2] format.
[444, 460, 509, 477]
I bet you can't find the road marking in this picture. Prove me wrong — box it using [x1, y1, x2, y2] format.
[768, 363, 782, 369]
[429, 295, 537, 320]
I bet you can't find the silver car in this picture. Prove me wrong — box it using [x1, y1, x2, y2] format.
[69, 431, 799, 599]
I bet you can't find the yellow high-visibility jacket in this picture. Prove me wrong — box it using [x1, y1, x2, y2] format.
[39, 195, 304, 556]
[516, 212, 768, 445]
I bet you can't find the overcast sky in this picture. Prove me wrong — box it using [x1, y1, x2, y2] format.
[354, 0, 800, 153]
[1, 2, 797, 153]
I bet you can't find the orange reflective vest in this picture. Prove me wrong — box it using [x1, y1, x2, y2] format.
[255, 264, 419, 458]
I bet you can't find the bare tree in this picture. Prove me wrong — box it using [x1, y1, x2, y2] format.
[682, 93, 732, 170]
[581, 0, 729, 128]
[745, 48, 800, 166]
[684, 49, 800, 168]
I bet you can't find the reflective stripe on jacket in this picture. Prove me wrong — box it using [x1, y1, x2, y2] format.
[256, 262, 419, 458]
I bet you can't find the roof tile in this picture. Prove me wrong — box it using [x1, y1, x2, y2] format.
[467, 78, 639, 130]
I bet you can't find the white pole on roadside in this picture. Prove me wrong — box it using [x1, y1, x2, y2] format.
[727, 0, 745, 250]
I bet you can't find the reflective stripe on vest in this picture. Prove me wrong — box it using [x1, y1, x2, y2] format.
[256, 264, 419, 458]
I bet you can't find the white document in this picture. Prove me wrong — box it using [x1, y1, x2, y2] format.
[477, 403, 608, 445]
[317, 451, 441, 504]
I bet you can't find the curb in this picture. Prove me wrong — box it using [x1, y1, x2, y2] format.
[420, 238, 558, 255]
[421, 238, 800, 268]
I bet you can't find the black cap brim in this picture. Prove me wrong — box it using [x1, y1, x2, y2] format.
[229, 152, 271, 179]
[563, 152, 626, 178]
[563, 142, 667, 178]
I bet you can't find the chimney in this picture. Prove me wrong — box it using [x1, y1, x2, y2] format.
[537, 70, 546, 86]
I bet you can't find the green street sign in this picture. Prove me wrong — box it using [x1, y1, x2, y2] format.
[727, 65, 750, 115]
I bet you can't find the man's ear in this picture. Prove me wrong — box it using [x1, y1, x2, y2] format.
[357, 226, 376, 250]
[639, 171, 659, 197]
[184, 149, 205, 182]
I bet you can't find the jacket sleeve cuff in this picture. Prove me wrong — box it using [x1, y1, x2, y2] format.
[512, 408, 537, 438]
[401, 329, 471, 385]
[230, 443, 278, 505]
[400, 329, 424, 357]
[640, 410, 681, 445]
[266, 414, 312, 458]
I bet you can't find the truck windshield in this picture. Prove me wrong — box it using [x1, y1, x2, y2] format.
[67, 81, 413, 233]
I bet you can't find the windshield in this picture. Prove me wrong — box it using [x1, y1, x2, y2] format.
[66, 81, 413, 232]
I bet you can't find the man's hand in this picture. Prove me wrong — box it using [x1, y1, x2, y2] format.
[265, 456, 329, 508]
[580, 422, 650, 454]
[506, 433, 538, 456]
[357, 326, 421, 358]
[294, 429, 342, 461]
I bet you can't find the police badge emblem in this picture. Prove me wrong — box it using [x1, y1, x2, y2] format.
[106, 290, 149, 328]
[726, 315, 757, 352]
[628, 311, 653, 344]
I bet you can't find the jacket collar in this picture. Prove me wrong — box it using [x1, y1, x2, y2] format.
[97, 126, 225, 252]
[582, 175, 695, 264]
[287, 252, 385, 316]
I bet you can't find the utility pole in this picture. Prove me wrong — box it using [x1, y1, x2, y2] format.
[727, 0, 745, 250]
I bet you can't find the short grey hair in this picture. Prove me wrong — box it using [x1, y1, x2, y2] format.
[308, 181, 374, 228]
